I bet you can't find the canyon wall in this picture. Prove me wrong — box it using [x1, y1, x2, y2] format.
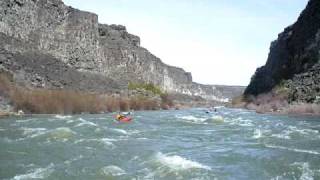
[245, 0, 320, 104]
[0, 0, 244, 101]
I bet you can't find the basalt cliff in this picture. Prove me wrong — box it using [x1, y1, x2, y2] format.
[0, 0, 243, 105]
[243, 0, 320, 113]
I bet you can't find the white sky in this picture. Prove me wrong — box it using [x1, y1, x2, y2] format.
[63, 0, 309, 86]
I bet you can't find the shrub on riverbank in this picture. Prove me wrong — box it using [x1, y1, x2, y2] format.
[232, 88, 320, 115]
[128, 82, 175, 109]
[0, 74, 166, 114]
[128, 82, 163, 95]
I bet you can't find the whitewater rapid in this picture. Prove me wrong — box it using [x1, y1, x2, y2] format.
[0, 108, 319, 179]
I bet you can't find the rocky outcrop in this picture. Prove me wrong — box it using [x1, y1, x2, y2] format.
[245, 0, 320, 104]
[0, 0, 243, 101]
[285, 64, 320, 103]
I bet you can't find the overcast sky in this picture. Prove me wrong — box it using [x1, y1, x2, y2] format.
[63, 0, 309, 86]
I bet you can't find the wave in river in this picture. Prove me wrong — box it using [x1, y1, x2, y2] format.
[20, 127, 76, 142]
[110, 128, 128, 135]
[100, 165, 126, 177]
[227, 117, 254, 127]
[75, 118, 98, 127]
[265, 144, 320, 155]
[74, 138, 116, 148]
[271, 162, 317, 180]
[177, 115, 207, 124]
[12, 163, 55, 180]
[54, 115, 72, 119]
[154, 152, 211, 171]
[21, 127, 47, 138]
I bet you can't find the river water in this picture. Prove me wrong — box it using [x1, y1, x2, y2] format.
[0, 107, 319, 180]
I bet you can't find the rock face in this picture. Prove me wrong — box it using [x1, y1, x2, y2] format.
[0, 0, 243, 101]
[285, 64, 320, 104]
[245, 0, 320, 104]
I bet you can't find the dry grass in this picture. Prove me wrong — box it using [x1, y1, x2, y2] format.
[232, 89, 291, 114]
[0, 74, 164, 114]
[234, 89, 320, 115]
[9, 88, 162, 114]
[231, 95, 247, 108]
[0, 73, 12, 97]
[286, 103, 320, 115]
[9, 87, 105, 114]
[160, 93, 174, 109]
[129, 96, 159, 110]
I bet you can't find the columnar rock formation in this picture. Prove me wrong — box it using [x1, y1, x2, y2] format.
[0, 0, 244, 101]
[245, 0, 320, 104]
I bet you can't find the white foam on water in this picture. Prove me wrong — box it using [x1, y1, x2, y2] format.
[128, 129, 141, 135]
[16, 118, 37, 123]
[64, 155, 83, 165]
[100, 165, 126, 176]
[271, 133, 291, 140]
[177, 115, 207, 124]
[94, 128, 101, 133]
[271, 126, 320, 140]
[75, 118, 98, 127]
[272, 162, 316, 180]
[47, 127, 76, 141]
[66, 120, 75, 124]
[265, 144, 320, 155]
[12, 163, 54, 180]
[275, 122, 284, 127]
[210, 115, 224, 123]
[136, 137, 149, 140]
[238, 110, 251, 114]
[293, 162, 315, 180]
[271, 129, 292, 140]
[21, 127, 47, 135]
[155, 152, 211, 171]
[222, 111, 231, 115]
[100, 138, 118, 142]
[136, 168, 157, 180]
[228, 117, 254, 127]
[111, 128, 128, 135]
[100, 138, 116, 147]
[6, 150, 28, 155]
[21, 127, 48, 138]
[288, 126, 319, 136]
[54, 115, 72, 119]
[238, 120, 254, 127]
[19, 127, 76, 141]
[214, 106, 224, 109]
[74, 138, 116, 148]
[252, 129, 263, 139]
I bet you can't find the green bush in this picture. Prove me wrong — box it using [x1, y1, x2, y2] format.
[128, 82, 163, 95]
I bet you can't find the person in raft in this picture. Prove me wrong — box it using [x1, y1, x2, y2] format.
[116, 113, 126, 121]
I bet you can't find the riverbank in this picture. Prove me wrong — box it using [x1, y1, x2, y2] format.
[0, 72, 177, 115]
[232, 94, 320, 116]
[0, 73, 221, 116]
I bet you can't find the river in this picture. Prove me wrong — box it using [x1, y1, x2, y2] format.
[0, 107, 319, 179]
